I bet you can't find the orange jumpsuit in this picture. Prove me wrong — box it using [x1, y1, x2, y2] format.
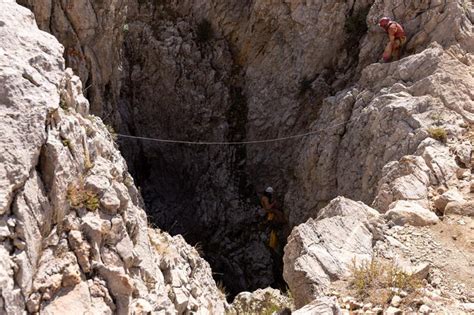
[383, 22, 406, 62]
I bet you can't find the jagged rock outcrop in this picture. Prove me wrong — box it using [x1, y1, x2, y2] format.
[0, 2, 225, 313]
[283, 197, 378, 308]
[285, 0, 473, 226]
[18, 0, 126, 116]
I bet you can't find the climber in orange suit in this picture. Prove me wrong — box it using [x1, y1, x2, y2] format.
[261, 187, 287, 251]
[379, 17, 406, 62]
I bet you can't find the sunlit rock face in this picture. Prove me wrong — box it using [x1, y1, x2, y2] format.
[16, 0, 473, 303]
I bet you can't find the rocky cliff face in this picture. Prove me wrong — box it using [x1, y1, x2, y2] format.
[0, 2, 225, 313]
[17, 0, 126, 116]
[8, 0, 474, 312]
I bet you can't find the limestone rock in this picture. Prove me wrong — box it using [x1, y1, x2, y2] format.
[386, 306, 402, 315]
[2, 0, 473, 313]
[434, 189, 466, 213]
[316, 196, 380, 221]
[230, 287, 293, 315]
[18, 0, 126, 115]
[445, 201, 474, 217]
[100, 187, 121, 213]
[293, 296, 341, 315]
[391, 295, 402, 307]
[373, 156, 431, 213]
[283, 214, 373, 307]
[385, 200, 439, 226]
[0, 3, 226, 314]
[41, 282, 93, 315]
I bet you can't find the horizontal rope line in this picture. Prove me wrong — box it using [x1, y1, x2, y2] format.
[116, 114, 361, 146]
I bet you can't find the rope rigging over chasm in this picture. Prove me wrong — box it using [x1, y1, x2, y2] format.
[116, 114, 363, 146]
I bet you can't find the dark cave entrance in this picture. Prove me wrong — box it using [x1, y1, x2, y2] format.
[117, 134, 290, 300]
[114, 0, 294, 299]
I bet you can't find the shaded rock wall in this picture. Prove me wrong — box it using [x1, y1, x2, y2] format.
[117, 0, 376, 295]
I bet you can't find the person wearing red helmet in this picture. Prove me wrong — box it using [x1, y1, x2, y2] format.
[379, 17, 406, 62]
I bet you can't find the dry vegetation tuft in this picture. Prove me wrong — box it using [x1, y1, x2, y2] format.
[427, 127, 447, 143]
[67, 181, 100, 211]
[349, 258, 421, 306]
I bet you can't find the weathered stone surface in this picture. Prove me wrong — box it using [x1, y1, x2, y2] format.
[76, 0, 474, 295]
[316, 196, 380, 221]
[385, 200, 439, 226]
[287, 41, 471, 225]
[292, 296, 341, 315]
[283, 214, 373, 307]
[41, 282, 92, 315]
[229, 287, 293, 315]
[0, 3, 226, 314]
[100, 187, 121, 213]
[445, 201, 474, 217]
[373, 156, 431, 213]
[434, 189, 466, 213]
[2, 0, 473, 313]
[0, 0, 63, 216]
[18, 0, 126, 116]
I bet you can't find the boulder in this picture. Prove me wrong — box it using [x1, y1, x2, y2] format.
[316, 196, 380, 221]
[230, 288, 293, 315]
[292, 296, 341, 315]
[445, 201, 474, 217]
[434, 189, 466, 212]
[283, 215, 373, 308]
[385, 200, 439, 226]
[41, 282, 92, 315]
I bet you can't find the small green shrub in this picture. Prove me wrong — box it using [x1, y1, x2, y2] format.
[83, 151, 93, 170]
[85, 126, 95, 138]
[430, 111, 443, 125]
[123, 175, 134, 187]
[196, 19, 213, 43]
[427, 127, 447, 143]
[67, 181, 100, 211]
[262, 304, 283, 315]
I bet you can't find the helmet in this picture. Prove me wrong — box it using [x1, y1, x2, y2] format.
[379, 17, 391, 28]
[265, 187, 274, 194]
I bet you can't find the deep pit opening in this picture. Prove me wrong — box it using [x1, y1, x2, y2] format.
[115, 1, 297, 299]
[118, 134, 291, 301]
[108, 0, 367, 302]
[117, 66, 294, 299]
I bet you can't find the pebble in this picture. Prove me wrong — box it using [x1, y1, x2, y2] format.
[386, 306, 402, 315]
[391, 295, 402, 307]
[419, 304, 431, 314]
